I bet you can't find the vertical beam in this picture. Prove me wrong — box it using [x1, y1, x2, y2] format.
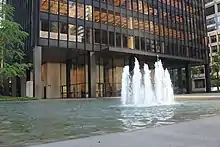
[3, 78, 9, 96]
[66, 59, 71, 98]
[185, 64, 192, 94]
[88, 52, 96, 98]
[11, 77, 17, 97]
[20, 76, 26, 97]
[205, 64, 211, 93]
[177, 68, 183, 93]
[33, 46, 42, 98]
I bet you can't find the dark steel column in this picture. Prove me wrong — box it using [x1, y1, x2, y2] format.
[20, 76, 26, 97]
[88, 52, 96, 98]
[66, 59, 71, 98]
[177, 68, 183, 93]
[11, 77, 17, 97]
[205, 64, 211, 93]
[185, 64, 192, 94]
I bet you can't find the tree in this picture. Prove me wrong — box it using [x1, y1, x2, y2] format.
[191, 66, 203, 78]
[211, 50, 220, 91]
[0, 3, 31, 83]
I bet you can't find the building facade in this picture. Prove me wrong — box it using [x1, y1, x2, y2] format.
[204, 0, 220, 90]
[9, 0, 211, 98]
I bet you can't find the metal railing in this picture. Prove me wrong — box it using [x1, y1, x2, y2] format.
[61, 83, 88, 98]
[97, 83, 122, 97]
[61, 83, 122, 98]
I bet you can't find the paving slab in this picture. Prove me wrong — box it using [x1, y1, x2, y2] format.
[30, 115, 220, 147]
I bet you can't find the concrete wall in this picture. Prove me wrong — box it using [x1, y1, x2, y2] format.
[44, 63, 66, 98]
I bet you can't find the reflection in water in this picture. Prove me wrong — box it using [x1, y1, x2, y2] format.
[0, 100, 220, 146]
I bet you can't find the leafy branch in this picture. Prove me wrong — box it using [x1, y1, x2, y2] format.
[0, 3, 31, 80]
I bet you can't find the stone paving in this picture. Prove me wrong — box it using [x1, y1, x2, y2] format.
[31, 115, 220, 147]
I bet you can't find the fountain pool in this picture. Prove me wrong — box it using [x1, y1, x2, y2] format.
[1, 99, 220, 146]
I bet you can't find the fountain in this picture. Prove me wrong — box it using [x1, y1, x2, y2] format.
[132, 58, 142, 105]
[121, 57, 175, 106]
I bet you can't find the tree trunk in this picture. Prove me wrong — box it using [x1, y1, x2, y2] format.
[217, 71, 220, 91]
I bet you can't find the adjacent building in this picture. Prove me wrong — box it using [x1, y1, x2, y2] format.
[9, 0, 211, 98]
[195, 0, 220, 91]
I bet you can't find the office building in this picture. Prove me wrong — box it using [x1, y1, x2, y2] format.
[9, 0, 211, 98]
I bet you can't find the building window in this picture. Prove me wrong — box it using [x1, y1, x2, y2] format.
[206, 18, 215, 25]
[200, 68, 205, 74]
[218, 34, 220, 41]
[41, 0, 49, 12]
[101, 30, 107, 44]
[60, 0, 67, 15]
[108, 10, 114, 25]
[109, 31, 114, 46]
[116, 33, 121, 47]
[132, 0, 138, 12]
[123, 34, 128, 48]
[60, 23, 68, 40]
[85, 5, 93, 21]
[207, 26, 216, 32]
[218, 3, 220, 12]
[127, 0, 132, 10]
[135, 36, 139, 49]
[101, 8, 107, 24]
[94, 7, 100, 23]
[140, 37, 145, 51]
[77, 3, 84, 19]
[69, 1, 76, 18]
[121, 15, 127, 28]
[85, 28, 92, 44]
[50, 21, 58, 39]
[41, 20, 49, 31]
[115, 12, 121, 27]
[77, 26, 85, 43]
[50, 0, 58, 14]
[95, 29, 101, 43]
[69, 24, 76, 42]
[206, 6, 215, 16]
[133, 17, 139, 29]
[194, 79, 205, 88]
[211, 46, 217, 53]
[210, 35, 217, 43]
[40, 20, 49, 38]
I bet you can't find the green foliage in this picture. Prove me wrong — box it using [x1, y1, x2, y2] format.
[191, 66, 203, 78]
[211, 50, 220, 76]
[211, 50, 220, 91]
[0, 3, 31, 79]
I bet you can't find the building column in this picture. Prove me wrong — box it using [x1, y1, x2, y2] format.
[185, 64, 192, 94]
[66, 59, 71, 98]
[3, 78, 9, 96]
[205, 64, 211, 93]
[88, 52, 96, 98]
[33, 46, 43, 98]
[177, 68, 183, 93]
[20, 76, 26, 97]
[11, 77, 17, 97]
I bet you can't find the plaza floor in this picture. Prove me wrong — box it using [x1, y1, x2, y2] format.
[31, 115, 220, 147]
[175, 93, 220, 100]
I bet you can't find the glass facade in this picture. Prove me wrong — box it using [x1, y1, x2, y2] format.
[10, 0, 210, 98]
[39, 0, 207, 58]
